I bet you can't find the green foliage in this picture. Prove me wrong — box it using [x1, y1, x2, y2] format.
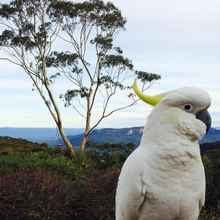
[63, 87, 89, 104]
[46, 51, 79, 68]
[49, 0, 126, 30]
[0, 141, 132, 177]
[199, 208, 220, 220]
[100, 54, 133, 70]
[47, 0, 161, 112]
[87, 142, 134, 168]
[0, 0, 77, 158]
[91, 34, 113, 50]
[0, 0, 161, 153]
[202, 149, 220, 215]
[135, 71, 161, 82]
[0, 0, 53, 51]
[0, 152, 87, 179]
[0, 136, 48, 154]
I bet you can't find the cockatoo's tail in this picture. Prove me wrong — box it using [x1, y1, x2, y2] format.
[132, 80, 162, 106]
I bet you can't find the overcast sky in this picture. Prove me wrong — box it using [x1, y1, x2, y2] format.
[0, 0, 220, 128]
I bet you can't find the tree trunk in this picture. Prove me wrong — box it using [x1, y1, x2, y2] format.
[29, 74, 76, 158]
[41, 62, 76, 158]
[80, 117, 90, 152]
[80, 95, 91, 152]
[80, 134, 88, 152]
[58, 126, 76, 158]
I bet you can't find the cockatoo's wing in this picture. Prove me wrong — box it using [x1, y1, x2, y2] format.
[116, 146, 206, 220]
[116, 148, 152, 220]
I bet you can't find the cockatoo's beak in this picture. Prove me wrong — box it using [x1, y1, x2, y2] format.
[196, 110, 212, 133]
[132, 81, 163, 106]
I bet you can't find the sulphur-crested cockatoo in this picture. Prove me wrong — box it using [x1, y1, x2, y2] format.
[116, 81, 211, 220]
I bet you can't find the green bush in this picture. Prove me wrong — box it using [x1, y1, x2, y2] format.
[0, 136, 48, 154]
[202, 151, 220, 210]
[0, 152, 88, 180]
[199, 208, 220, 220]
[87, 143, 134, 169]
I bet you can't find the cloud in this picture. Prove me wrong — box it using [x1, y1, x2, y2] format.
[0, 0, 220, 127]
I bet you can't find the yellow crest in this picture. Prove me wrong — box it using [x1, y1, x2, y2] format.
[132, 81, 162, 106]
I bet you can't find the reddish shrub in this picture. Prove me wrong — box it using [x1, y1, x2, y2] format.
[69, 169, 120, 220]
[0, 169, 120, 220]
[0, 170, 75, 220]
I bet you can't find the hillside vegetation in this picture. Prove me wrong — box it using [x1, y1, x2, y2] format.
[0, 136, 48, 154]
[0, 136, 220, 219]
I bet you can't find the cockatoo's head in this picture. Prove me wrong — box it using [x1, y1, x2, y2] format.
[133, 81, 212, 142]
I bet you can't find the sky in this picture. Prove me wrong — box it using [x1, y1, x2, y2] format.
[0, 0, 220, 128]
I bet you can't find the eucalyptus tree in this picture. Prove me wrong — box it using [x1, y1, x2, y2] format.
[0, 0, 76, 157]
[48, 0, 161, 151]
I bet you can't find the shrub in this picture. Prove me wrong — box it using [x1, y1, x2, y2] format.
[199, 208, 220, 220]
[65, 168, 120, 220]
[0, 170, 76, 219]
[202, 152, 220, 210]
[0, 142, 220, 220]
[87, 143, 134, 169]
[0, 152, 88, 179]
[0, 136, 48, 155]
[0, 168, 120, 220]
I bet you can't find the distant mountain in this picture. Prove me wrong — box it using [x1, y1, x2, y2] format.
[68, 127, 144, 147]
[200, 128, 220, 143]
[0, 128, 83, 145]
[1, 127, 220, 149]
[200, 141, 220, 154]
[66, 127, 220, 148]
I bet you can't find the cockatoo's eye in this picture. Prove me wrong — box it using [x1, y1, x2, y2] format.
[184, 104, 193, 112]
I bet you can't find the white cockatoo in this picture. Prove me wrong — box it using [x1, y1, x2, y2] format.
[116, 81, 212, 220]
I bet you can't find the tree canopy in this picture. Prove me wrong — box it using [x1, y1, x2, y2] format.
[0, 0, 161, 153]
